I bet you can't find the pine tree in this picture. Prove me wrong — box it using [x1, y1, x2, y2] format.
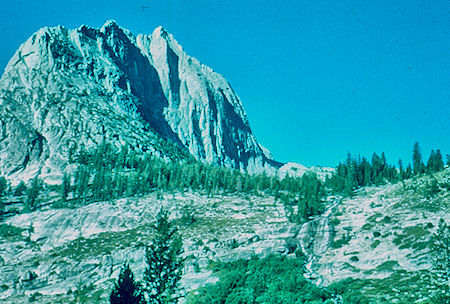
[398, 159, 405, 180]
[61, 173, 71, 202]
[144, 208, 184, 304]
[431, 219, 450, 303]
[110, 263, 145, 304]
[435, 149, 444, 172]
[26, 178, 43, 211]
[75, 166, 90, 203]
[405, 164, 413, 179]
[427, 150, 436, 173]
[0, 176, 6, 217]
[413, 142, 424, 175]
[0, 177, 7, 201]
[14, 181, 27, 196]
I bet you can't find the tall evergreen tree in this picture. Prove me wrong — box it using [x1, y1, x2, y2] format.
[427, 150, 436, 173]
[144, 208, 184, 304]
[0, 176, 6, 217]
[75, 166, 90, 203]
[61, 173, 71, 202]
[26, 178, 43, 210]
[435, 149, 444, 172]
[431, 219, 450, 303]
[0, 176, 7, 198]
[14, 181, 27, 196]
[413, 142, 424, 175]
[398, 159, 405, 180]
[405, 164, 413, 179]
[110, 263, 145, 304]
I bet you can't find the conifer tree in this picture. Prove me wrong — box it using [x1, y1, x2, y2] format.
[405, 164, 413, 179]
[14, 181, 27, 196]
[0, 176, 7, 198]
[26, 178, 43, 211]
[61, 173, 71, 202]
[398, 159, 405, 180]
[427, 150, 436, 173]
[0, 176, 6, 217]
[431, 219, 450, 303]
[110, 263, 145, 304]
[413, 142, 424, 175]
[75, 166, 90, 203]
[144, 208, 184, 304]
[435, 149, 444, 172]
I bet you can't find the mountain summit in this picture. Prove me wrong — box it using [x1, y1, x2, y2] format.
[0, 20, 280, 180]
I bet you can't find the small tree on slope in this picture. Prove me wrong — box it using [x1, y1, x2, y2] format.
[431, 218, 450, 304]
[110, 263, 145, 304]
[144, 207, 184, 304]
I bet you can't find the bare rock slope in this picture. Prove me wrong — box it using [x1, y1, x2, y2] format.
[0, 170, 448, 303]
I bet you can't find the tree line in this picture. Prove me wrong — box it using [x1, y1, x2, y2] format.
[0, 140, 328, 223]
[61, 141, 327, 223]
[326, 142, 448, 196]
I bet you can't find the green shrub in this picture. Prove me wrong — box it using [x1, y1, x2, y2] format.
[350, 256, 359, 262]
[376, 260, 399, 272]
[188, 255, 332, 304]
[371, 240, 381, 249]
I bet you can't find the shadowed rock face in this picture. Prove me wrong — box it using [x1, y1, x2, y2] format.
[0, 20, 281, 180]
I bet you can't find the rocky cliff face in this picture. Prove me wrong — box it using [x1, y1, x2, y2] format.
[0, 20, 279, 181]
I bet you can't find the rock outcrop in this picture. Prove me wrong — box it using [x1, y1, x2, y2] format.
[0, 20, 280, 180]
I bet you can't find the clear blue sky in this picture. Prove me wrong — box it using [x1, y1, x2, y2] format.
[1, 0, 449, 167]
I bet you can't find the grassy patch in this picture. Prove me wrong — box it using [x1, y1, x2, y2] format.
[47, 223, 153, 261]
[330, 270, 435, 304]
[179, 216, 245, 237]
[393, 225, 430, 250]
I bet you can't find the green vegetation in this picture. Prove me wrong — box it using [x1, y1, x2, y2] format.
[25, 177, 43, 211]
[107, 208, 184, 304]
[393, 225, 431, 250]
[144, 208, 184, 304]
[329, 270, 435, 304]
[0, 176, 7, 198]
[14, 181, 27, 196]
[0, 223, 25, 242]
[283, 172, 326, 223]
[375, 260, 399, 272]
[430, 218, 450, 303]
[413, 141, 425, 175]
[370, 240, 380, 249]
[110, 263, 145, 304]
[50, 141, 325, 223]
[0, 176, 6, 217]
[326, 152, 403, 196]
[47, 224, 152, 261]
[326, 142, 447, 196]
[188, 254, 334, 304]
